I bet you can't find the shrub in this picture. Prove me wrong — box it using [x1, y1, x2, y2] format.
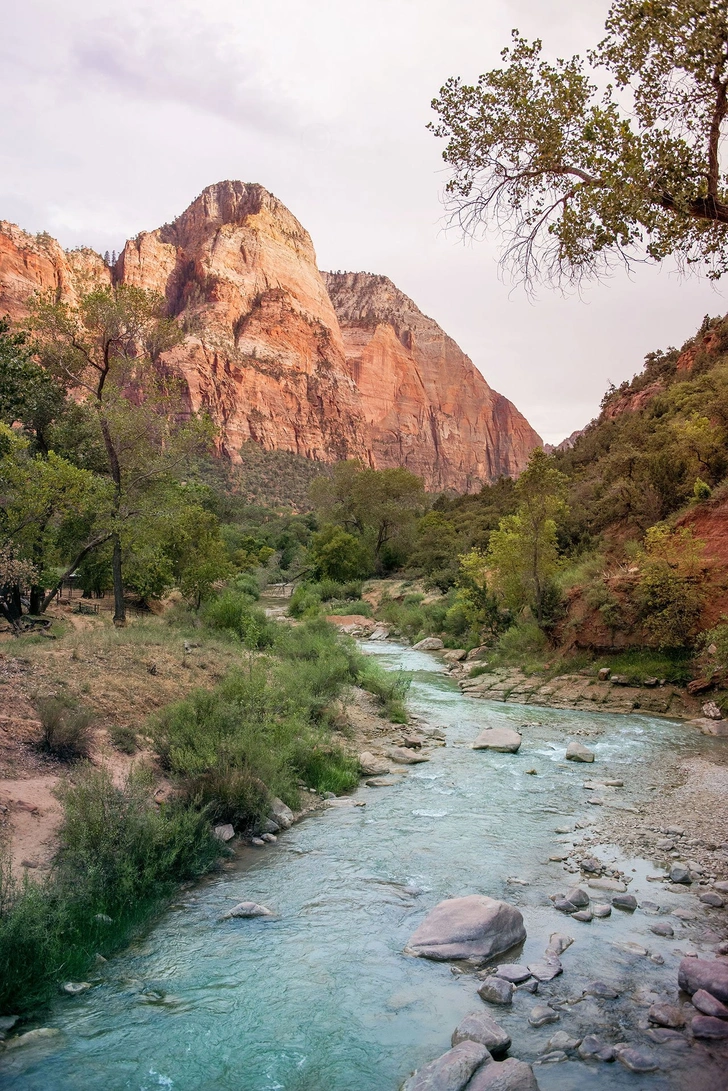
[36, 696, 93, 761]
[202, 591, 276, 647]
[360, 661, 411, 723]
[108, 724, 138, 754]
[230, 573, 261, 599]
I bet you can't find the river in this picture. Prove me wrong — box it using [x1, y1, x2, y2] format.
[1, 641, 726, 1090]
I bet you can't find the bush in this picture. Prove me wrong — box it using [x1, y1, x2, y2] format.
[202, 591, 276, 647]
[360, 660, 411, 723]
[230, 573, 261, 599]
[108, 724, 138, 754]
[488, 621, 549, 672]
[36, 696, 93, 761]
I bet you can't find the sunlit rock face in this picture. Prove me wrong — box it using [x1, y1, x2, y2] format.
[0, 181, 541, 489]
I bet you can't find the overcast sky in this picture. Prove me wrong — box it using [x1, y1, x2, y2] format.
[1, 0, 723, 444]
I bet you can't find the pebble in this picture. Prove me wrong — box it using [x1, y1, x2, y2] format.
[647, 1003, 684, 1028]
[547, 1032, 581, 1052]
[250, 837, 266, 847]
[478, 978, 514, 1005]
[529, 1005, 560, 1028]
[578, 1035, 615, 1062]
[260, 833, 277, 843]
[528, 957, 563, 982]
[592, 903, 611, 918]
[60, 982, 91, 996]
[615, 1046, 659, 1073]
[699, 891, 725, 907]
[584, 981, 619, 999]
[566, 886, 590, 907]
[572, 910, 592, 922]
[612, 893, 637, 911]
[669, 865, 691, 884]
[650, 921, 674, 938]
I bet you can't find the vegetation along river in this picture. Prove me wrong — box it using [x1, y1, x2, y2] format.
[2, 641, 726, 1091]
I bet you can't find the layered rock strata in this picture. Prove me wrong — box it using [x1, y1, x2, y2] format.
[0, 181, 541, 490]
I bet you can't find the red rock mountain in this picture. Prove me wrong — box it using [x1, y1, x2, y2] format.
[0, 181, 541, 491]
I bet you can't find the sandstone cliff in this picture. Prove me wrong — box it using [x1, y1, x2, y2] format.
[0, 181, 541, 490]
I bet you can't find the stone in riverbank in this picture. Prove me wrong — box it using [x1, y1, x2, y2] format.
[565, 741, 595, 763]
[472, 729, 522, 753]
[692, 989, 728, 1019]
[691, 1015, 728, 1039]
[466, 1058, 540, 1090]
[678, 957, 728, 1003]
[413, 637, 445, 651]
[269, 798, 294, 830]
[478, 978, 515, 1005]
[406, 895, 526, 962]
[401, 1040, 490, 1091]
[388, 746, 430, 765]
[451, 1011, 511, 1057]
[358, 751, 390, 775]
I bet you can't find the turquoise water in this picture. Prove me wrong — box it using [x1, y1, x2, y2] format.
[2, 643, 725, 1090]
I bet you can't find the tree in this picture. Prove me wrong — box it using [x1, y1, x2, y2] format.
[409, 512, 461, 590]
[309, 525, 371, 582]
[27, 287, 186, 623]
[486, 448, 567, 625]
[0, 318, 66, 454]
[636, 523, 706, 647]
[430, 2, 728, 288]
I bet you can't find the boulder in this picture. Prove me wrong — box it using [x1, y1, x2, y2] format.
[407, 896, 526, 962]
[388, 747, 430, 765]
[466, 1058, 540, 1091]
[692, 989, 728, 1019]
[451, 1011, 511, 1058]
[650, 921, 674, 937]
[699, 891, 725, 907]
[478, 978, 515, 1005]
[612, 893, 637, 912]
[678, 958, 728, 1003]
[358, 751, 390, 776]
[565, 886, 589, 907]
[221, 901, 273, 920]
[565, 741, 595, 763]
[413, 637, 445, 651]
[401, 1040, 489, 1091]
[648, 1003, 684, 1028]
[669, 865, 691, 884]
[472, 729, 522, 754]
[527, 957, 562, 982]
[578, 1036, 615, 1062]
[691, 1015, 728, 1039]
[496, 964, 532, 983]
[443, 650, 467, 662]
[528, 1005, 560, 1028]
[213, 823, 235, 842]
[269, 798, 294, 830]
[615, 1046, 659, 1073]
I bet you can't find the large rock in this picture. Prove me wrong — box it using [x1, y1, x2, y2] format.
[221, 901, 273, 920]
[678, 958, 728, 1003]
[691, 1015, 728, 1039]
[388, 746, 430, 765]
[565, 741, 595, 763]
[466, 1059, 540, 1091]
[269, 798, 295, 830]
[413, 637, 445, 651]
[472, 729, 522, 754]
[451, 1011, 511, 1058]
[358, 751, 390, 776]
[692, 989, 728, 1019]
[406, 895, 526, 962]
[401, 1040, 490, 1091]
[478, 978, 514, 1005]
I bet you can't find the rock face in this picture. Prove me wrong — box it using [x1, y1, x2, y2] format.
[0, 183, 541, 492]
[323, 272, 541, 491]
[406, 895, 526, 962]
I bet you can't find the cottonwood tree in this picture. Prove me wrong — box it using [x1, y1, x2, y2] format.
[27, 286, 194, 623]
[430, 1, 728, 287]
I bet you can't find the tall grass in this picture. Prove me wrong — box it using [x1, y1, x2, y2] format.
[0, 765, 222, 1015]
[359, 660, 411, 723]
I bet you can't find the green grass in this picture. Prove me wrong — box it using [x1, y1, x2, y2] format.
[598, 648, 693, 686]
[0, 765, 222, 1016]
[359, 660, 411, 723]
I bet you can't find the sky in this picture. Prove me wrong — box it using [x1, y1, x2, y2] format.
[1, 0, 723, 445]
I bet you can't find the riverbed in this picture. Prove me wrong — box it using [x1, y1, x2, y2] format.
[2, 641, 727, 1090]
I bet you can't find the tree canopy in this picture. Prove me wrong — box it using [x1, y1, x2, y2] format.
[430, 1, 728, 288]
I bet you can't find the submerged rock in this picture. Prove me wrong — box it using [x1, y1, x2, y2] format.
[496, 964, 531, 983]
[578, 1035, 615, 1062]
[478, 978, 515, 1005]
[451, 1011, 511, 1057]
[691, 1015, 728, 1039]
[528, 1004, 560, 1028]
[406, 896, 526, 962]
[615, 1046, 659, 1073]
[527, 957, 562, 982]
[565, 741, 595, 763]
[471, 729, 522, 754]
[678, 957, 728, 1003]
[401, 1039, 489, 1090]
[221, 901, 273, 920]
[647, 1003, 684, 1028]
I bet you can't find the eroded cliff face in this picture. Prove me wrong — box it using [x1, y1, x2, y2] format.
[0, 181, 541, 489]
[322, 272, 541, 490]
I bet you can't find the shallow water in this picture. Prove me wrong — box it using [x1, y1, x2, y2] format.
[3, 642, 726, 1090]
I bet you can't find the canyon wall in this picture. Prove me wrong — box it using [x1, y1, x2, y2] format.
[0, 181, 541, 491]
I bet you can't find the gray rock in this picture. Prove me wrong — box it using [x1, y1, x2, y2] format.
[466, 1058, 540, 1091]
[528, 957, 562, 982]
[366, 776, 399, 787]
[412, 637, 445, 651]
[401, 1039, 490, 1091]
[692, 989, 728, 1019]
[678, 957, 728, 1003]
[358, 751, 390, 776]
[580, 857, 602, 874]
[646, 1028, 688, 1047]
[529, 1004, 560, 1028]
[407, 896, 526, 962]
[615, 1046, 659, 1073]
[572, 910, 593, 922]
[451, 1011, 511, 1058]
[472, 729, 522, 754]
[578, 1035, 615, 1062]
[496, 964, 531, 983]
[389, 747, 430, 764]
[4, 1028, 61, 1051]
[565, 886, 589, 907]
[0, 1016, 19, 1033]
[536, 1051, 567, 1064]
[260, 832, 277, 843]
[587, 877, 626, 892]
[699, 891, 725, 907]
[612, 893, 637, 911]
[269, 797, 294, 830]
[213, 823, 235, 842]
[691, 1015, 728, 1039]
[518, 979, 539, 994]
[262, 818, 279, 834]
[553, 899, 577, 914]
[650, 921, 674, 937]
[656, 838, 675, 851]
[221, 901, 273, 920]
[669, 864, 691, 884]
[250, 837, 265, 846]
[592, 904, 611, 918]
[61, 981, 91, 996]
[648, 1003, 685, 1028]
[547, 1032, 581, 1052]
[584, 981, 619, 999]
[546, 933, 573, 955]
[565, 741, 595, 763]
[714, 880, 728, 893]
[478, 977, 515, 1005]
